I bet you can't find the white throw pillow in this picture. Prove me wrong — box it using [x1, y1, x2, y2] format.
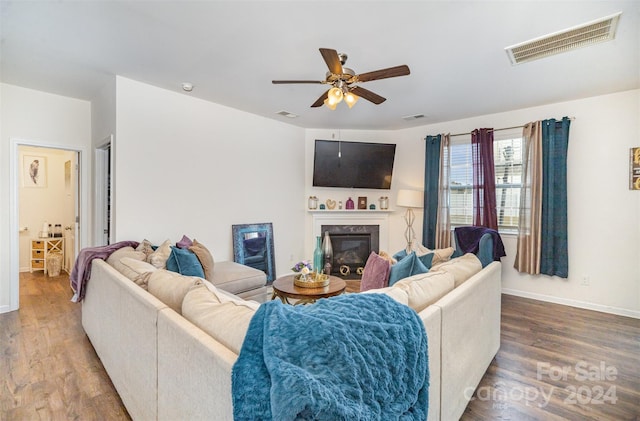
[392, 271, 455, 312]
[147, 239, 172, 269]
[182, 283, 255, 354]
[429, 253, 482, 287]
[147, 269, 202, 314]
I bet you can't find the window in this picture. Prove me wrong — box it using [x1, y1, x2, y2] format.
[449, 130, 523, 231]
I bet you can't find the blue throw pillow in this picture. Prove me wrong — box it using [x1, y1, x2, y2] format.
[166, 246, 205, 278]
[393, 249, 408, 262]
[388, 252, 429, 286]
[417, 252, 434, 269]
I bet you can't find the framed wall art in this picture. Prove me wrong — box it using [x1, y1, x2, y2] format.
[630, 147, 640, 190]
[23, 155, 47, 188]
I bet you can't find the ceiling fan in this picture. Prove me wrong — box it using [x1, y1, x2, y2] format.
[272, 48, 410, 109]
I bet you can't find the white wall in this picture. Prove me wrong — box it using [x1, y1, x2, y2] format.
[0, 83, 91, 313]
[114, 77, 306, 277]
[18, 146, 76, 271]
[394, 89, 640, 317]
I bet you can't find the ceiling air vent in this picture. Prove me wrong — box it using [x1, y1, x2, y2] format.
[276, 110, 298, 118]
[402, 114, 425, 121]
[505, 12, 621, 65]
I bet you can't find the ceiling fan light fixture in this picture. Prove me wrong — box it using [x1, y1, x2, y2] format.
[323, 98, 338, 110]
[328, 87, 343, 102]
[344, 91, 359, 108]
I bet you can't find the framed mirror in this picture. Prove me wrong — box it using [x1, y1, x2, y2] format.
[232, 222, 276, 283]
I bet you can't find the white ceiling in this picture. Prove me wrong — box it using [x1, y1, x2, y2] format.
[1, 1, 638, 130]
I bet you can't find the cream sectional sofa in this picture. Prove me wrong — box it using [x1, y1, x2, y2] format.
[82, 254, 501, 421]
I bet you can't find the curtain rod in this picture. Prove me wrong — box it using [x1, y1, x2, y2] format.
[438, 117, 576, 138]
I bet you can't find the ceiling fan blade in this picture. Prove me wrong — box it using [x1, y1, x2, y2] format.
[350, 86, 386, 105]
[311, 90, 330, 108]
[355, 65, 410, 83]
[272, 80, 324, 84]
[319, 48, 343, 75]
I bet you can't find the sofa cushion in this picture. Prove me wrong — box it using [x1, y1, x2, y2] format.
[182, 283, 255, 354]
[359, 252, 391, 292]
[166, 246, 205, 278]
[361, 286, 409, 306]
[392, 271, 455, 312]
[147, 270, 202, 314]
[189, 239, 215, 281]
[106, 247, 146, 277]
[210, 261, 266, 294]
[115, 257, 157, 283]
[415, 244, 455, 266]
[429, 253, 483, 287]
[388, 252, 429, 286]
[135, 239, 155, 258]
[176, 234, 193, 249]
[148, 239, 172, 269]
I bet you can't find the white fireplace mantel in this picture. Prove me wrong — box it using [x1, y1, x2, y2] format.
[311, 211, 390, 252]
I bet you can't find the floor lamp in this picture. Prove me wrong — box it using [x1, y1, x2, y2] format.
[397, 189, 424, 253]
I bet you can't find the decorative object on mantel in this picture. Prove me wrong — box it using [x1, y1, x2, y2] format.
[630, 147, 640, 190]
[319, 204, 326, 210]
[326, 199, 337, 209]
[397, 189, 424, 253]
[370, 204, 376, 210]
[379, 196, 389, 210]
[322, 231, 333, 275]
[338, 201, 343, 209]
[308, 196, 319, 210]
[313, 236, 324, 274]
[346, 197, 355, 209]
[358, 197, 367, 209]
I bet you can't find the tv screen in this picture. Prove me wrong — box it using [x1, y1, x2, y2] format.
[312, 140, 396, 189]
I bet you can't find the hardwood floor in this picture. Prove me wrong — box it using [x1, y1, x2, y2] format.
[1, 271, 130, 420]
[462, 294, 640, 421]
[2, 273, 638, 420]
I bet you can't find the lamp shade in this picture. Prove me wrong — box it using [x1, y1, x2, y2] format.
[397, 189, 423, 208]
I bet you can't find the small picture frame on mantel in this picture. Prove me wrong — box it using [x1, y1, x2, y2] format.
[357, 196, 367, 209]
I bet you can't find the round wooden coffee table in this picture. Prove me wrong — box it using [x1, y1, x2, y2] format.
[271, 274, 346, 305]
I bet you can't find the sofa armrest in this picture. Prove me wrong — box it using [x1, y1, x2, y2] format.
[434, 261, 501, 421]
[418, 305, 442, 421]
[157, 308, 237, 421]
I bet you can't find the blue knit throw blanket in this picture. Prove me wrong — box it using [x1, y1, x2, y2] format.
[232, 293, 429, 420]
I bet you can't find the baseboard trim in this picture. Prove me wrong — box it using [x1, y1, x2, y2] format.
[0, 305, 13, 314]
[502, 288, 640, 320]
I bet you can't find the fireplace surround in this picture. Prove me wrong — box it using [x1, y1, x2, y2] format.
[321, 224, 380, 278]
[311, 210, 390, 279]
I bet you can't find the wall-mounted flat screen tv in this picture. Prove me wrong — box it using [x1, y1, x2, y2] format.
[312, 139, 396, 189]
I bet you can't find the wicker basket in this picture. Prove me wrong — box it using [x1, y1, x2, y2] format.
[46, 252, 63, 277]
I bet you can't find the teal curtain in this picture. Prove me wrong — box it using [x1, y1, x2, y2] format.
[540, 117, 570, 277]
[423, 135, 441, 249]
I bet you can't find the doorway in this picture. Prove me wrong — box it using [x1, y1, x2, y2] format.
[95, 135, 114, 246]
[9, 139, 88, 312]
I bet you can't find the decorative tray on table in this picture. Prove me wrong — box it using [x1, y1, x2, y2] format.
[293, 272, 330, 288]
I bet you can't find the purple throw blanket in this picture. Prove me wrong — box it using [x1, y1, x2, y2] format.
[454, 226, 506, 261]
[70, 240, 139, 303]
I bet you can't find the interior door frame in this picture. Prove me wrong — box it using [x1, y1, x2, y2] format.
[95, 135, 115, 245]
[9, 137, 89, 312]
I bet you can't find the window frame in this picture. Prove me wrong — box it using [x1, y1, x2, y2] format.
[448, 128, 523, 234]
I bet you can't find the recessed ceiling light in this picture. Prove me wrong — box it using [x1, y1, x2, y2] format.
[276, 110, 298, 118]
[181, 82, 194, 92]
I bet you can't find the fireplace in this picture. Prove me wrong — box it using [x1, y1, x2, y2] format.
[321, 224, 379, 279]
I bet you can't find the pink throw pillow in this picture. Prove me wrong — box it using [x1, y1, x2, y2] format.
[360, 252, 391, 292]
